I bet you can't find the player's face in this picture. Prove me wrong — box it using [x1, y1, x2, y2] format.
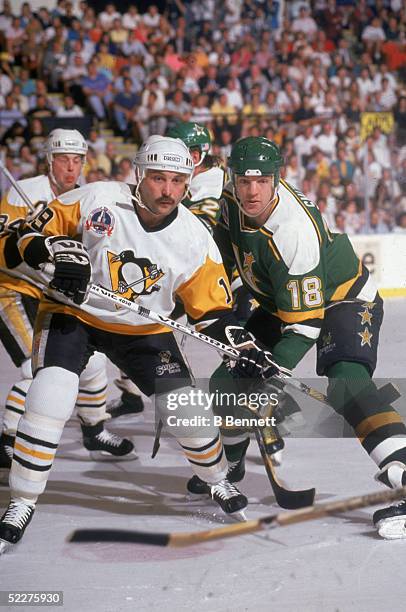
[51, 153, 84, 194]
[235, 175, 276, 221]
[190, 149, 201, 165]
[139, 170, 188, 218]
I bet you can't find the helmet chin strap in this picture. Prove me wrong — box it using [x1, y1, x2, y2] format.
[194, 150, 207, 167]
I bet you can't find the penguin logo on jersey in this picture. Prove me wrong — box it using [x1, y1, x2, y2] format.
[85, 207, 115, 236]
[107, 250, 164, 302]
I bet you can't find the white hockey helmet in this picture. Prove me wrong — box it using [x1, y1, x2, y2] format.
[46, 128, 88, 164]
[133, 135, 194, 183]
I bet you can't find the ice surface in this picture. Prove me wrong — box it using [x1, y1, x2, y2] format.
[0, 299, 405, 612]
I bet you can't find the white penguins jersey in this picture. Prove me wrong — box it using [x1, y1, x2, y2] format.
[18, 181, 233, 335]
[0, 175, 59, 299]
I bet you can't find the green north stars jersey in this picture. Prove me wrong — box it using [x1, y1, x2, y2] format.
[214, 179, 377, 369]
[182, 166, 225, 233]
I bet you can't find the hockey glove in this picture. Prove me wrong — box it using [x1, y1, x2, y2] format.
[47, 237, 91, 305]
[225, 326, 291, 380]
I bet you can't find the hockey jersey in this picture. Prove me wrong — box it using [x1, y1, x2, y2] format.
[214, 179, 377, 369]
[0, 175, 58, 299]
[18, 181, 233, 335]
[182, 166, 225, 232]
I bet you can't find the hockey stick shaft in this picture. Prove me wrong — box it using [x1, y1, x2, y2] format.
[0, 160, 36, 213]
[89, 284, 329, 406]
[69, 485, 406, 547]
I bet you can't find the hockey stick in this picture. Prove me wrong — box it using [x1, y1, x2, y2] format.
[0, 169, 313, 504]
[69, 485, 406, 547]
[1, 164, 400, 411]
[90, 284, 316, 507]
[89, 284, 326, 406]
[0, 159, 36, 213]
[90, 285, 401, 410]
[253, 425, 315, 509]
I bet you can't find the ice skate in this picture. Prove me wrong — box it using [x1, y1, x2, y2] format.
[210, 478, 248, 519]
[187, 438, 249, 497]
[0, 498, 35, 555]
[81, 421, 137, 461]
[373, 500, 406, 539]
[106, 391, 144, 419]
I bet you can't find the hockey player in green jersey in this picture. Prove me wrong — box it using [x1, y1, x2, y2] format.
[166, 122, 225, 233]
[190, 136, 406, 539]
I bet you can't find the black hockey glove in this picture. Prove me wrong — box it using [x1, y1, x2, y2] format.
[47, 237, 91, 305]
[225, 326, 290, 380]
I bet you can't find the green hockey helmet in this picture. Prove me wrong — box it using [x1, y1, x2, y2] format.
[166, 122, 211, 165]
[228, 137, 284, 187]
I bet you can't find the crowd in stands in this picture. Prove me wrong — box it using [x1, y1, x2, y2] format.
[0, 0, 405, 233]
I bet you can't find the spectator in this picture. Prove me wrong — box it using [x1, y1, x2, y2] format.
[81, 59, 113, 120]
[316, 121, 337, 159]
[224, 77, 244, 110]
[99, 3, 121, 30]
[356, 67, 376, 103]
[86, 129, 106, 155]
[56, 94, 84, 118]
[294, 125, 318, 165]
[332, 143, 355, 182]
[291, 5, 318, 40]
[364, 209, 390, 234]
[165, 89, 192, 130]
[123, 5, 141, 30]
[342, 200, 365, 235]
[18, 143, 36, 177]
[393, 212, 406, 233]
[375, 77, 398, 110]
[284, 154, 305, 189]
[0, 93, 26, 134]
[211, 91, 238, 133]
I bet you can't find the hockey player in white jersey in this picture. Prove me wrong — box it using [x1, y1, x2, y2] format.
[0, 129, 135, 477]
[107, 122, 226, 420]
[166, 121, 224, 233]
[0, 135, 276, 552]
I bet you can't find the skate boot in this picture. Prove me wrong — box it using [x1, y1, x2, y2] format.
[0, 498, 35, 554]
[373, 501, 406, 539]
[81, 420, 137, 461]
[210, 478, 248, 516]
[373, 462, 406, 539]
[187, 438, 250, 496]
[0, 433, 14, 484]
[106, 391, 144, 419]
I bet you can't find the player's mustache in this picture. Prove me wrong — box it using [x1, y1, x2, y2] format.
[156, 197, 175, 204]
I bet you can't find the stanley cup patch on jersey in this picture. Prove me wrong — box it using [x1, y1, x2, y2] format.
[107, 250, 164, 302]
[85, 207, 115, 236]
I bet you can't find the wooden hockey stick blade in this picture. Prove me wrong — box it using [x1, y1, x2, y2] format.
[254, 427, 315, 509]
[69, 486, 406, 547]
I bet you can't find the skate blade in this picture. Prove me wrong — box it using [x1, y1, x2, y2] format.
[88, 450, 138, 462]
[0, 538, 13, 555]
[376, 517, 406, 540]
[230, 509, 247, 522]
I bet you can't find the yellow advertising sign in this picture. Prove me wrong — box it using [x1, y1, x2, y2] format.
[360, 112, 394, 142]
